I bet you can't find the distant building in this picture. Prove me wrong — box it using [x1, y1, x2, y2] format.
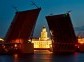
[0, 38, 4, 43]
[32, 26, 52, 49]
[78, 38, 84, 44]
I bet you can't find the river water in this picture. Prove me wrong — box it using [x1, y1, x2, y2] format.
[0, 50, 84, 62]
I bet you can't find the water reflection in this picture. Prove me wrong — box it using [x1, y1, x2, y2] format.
[13, 54, 18, 62]
[0, 50, 84, 62]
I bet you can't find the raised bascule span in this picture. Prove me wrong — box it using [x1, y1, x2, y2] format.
[3, 8, 41, 54]
[46, 13, 78, 54]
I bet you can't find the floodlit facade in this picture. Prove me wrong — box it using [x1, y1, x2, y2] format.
[32, 26, 52, 49]
[32, 39, 51, 48]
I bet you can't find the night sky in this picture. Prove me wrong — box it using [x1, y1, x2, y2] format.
[0, 0, 84, 38]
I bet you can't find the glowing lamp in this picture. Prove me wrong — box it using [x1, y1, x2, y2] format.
[14, 44, 17, 48]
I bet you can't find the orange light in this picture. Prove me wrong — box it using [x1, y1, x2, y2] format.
[78, 38, 84, 44]
[12, 39, 23, 43]
[79, 42, 84, 44]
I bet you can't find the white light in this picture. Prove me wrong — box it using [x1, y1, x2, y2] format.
[0, 38, 4, 41]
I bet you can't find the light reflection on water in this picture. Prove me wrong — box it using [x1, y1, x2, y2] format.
[0, 50, 84, 62]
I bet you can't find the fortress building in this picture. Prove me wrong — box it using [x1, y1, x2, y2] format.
[32, 26, 52, 49]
